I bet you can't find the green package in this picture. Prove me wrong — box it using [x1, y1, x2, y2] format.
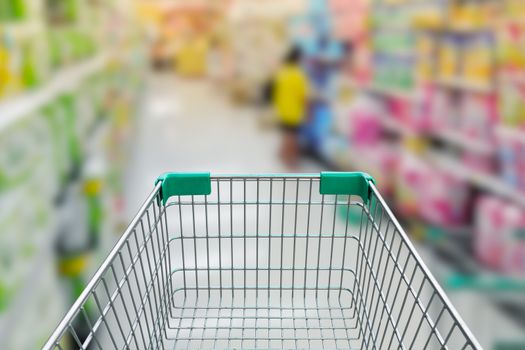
[9, 0, 26, 20]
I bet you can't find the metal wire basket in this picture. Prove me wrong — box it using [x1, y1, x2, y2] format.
[43, 173, 481, 350]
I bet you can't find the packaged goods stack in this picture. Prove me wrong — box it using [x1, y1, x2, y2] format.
[320, 1, 525, 347]
[0, 1, 146, 349]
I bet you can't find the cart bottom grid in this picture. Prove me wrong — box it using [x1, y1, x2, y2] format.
[167, 286, 360, 350]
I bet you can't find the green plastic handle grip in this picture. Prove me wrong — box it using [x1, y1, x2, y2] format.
[156, 172, 376, 205]
[320, 172, 376, 204]
[156, 173, 211, 205]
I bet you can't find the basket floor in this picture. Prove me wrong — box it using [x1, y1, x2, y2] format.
[166, 288, 362, 349]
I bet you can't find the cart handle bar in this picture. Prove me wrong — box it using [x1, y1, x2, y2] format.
[155, 172, 376, 205]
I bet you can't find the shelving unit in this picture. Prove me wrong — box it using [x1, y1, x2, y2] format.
[328, 1, 525, 346]
[0, 52, 111, 131]
[0, 0, 147, 348]
[427, 151, 525, 207]
[430, 128, 495, 155]
[435, 77, 495, 93]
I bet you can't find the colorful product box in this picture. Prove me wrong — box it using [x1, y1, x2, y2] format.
[496, 127, 525, 193]
[475, 195, 525, 274]
[396, 152, 470, 226]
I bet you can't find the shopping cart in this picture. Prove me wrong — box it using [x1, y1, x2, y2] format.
[43, 172, 482, 350]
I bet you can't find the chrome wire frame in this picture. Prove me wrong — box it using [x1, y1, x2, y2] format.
[43, 175, 481, 350]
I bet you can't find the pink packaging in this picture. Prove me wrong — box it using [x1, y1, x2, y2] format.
[396, 152, 430, 217]
[412, 84, 435, 132]
[356, 142, 399, 195]
[396, 152, 470, 226]
[429, 89, 454, 130]
[350, 112, 381, 146]
[388, 95, 433, 133]
[349, 96, 383, 146]
[461, 94, 498, 142]
[462, 153, 495, 174]
[419, 170, 470, 227]
[474, 195, 525, 274]
[389, 99, 411, 125]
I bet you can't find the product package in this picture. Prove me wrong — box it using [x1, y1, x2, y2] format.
[496, 126, 525, 193]
[396, 152, 431, 218]
[418, 168, 470, 227]
[499, 82, 525, 128]
[462, 34, 493, 86]
[348, 95, 383, 146]
[474, 195, 525, 274]
[396, 152, 470, 226]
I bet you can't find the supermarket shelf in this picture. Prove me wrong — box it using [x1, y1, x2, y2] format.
[418, 238, 525, 334]
[380, 116, 417, 136]
[495, 125, 525, 142]
[3, 21, 41, 37]
[371, 24, 413, 32]
[431, 129, 495, 155]
[499, 71, 525, 85]
[366, 84, 418, 100]
[428, 151, 525, 207]
[0, 215, 60, 349]
[373, 49, 416, 59]
[0, 52, 111, 133]
[343, 77, 418, 101]
[0, 116, 110, 347]
[435, 78, 494, 94]
[420, 25, 492, 35]
[446, 26, 492, 35]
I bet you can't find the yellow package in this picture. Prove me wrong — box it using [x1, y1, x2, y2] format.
[412, 8, 445, 30]
[438, 39, 459, 80]
[0, 32, 22, 98]
[506, 0, 525, 19]
[403, 135, 428, 154]
[416, 36, 435, 82]
[0, 39, 8, 98]
[463, 37, 493, 85]
[176, 36, 209, 77]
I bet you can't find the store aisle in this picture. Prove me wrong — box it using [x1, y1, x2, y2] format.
[124, 74, 317, 217]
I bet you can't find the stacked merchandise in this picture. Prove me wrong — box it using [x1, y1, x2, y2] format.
[0, 0, 102, 102]
[143, 1, 233, 85]
[497, 0, 525, 195]
[171, 5, 222, 77]
[475, 195, 525, 275]
[345, 95, 399, 194]
[0, 1, 146, 349]
[329, 0, 371, 85]
[327, 3, 525, 346]
[226, 0, 294, 104]
[335, 0, 525, 273]
[0, 0, 49, 99]
[371, 1, 417, 93]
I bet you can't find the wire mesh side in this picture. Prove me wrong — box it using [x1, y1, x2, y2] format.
[43, 175, 481, 350]
[349, 184, 481, 350]
[43, 185, 172, 350]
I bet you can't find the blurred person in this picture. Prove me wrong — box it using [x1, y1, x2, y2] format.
[273, 46, 309, 169]
[151, 38, 169, 71]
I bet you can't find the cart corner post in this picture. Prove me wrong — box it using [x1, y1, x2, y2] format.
[156, 172, 212, 204]
[320, 172, 376, 204]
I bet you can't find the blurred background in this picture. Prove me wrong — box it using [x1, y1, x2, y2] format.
[1, 0, 525, 348]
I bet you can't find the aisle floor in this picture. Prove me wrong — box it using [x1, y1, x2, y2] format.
[125, 74, 321, 215]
